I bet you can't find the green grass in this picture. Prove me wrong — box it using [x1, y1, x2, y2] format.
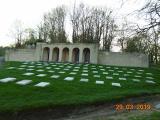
[0, 61, 159, 112]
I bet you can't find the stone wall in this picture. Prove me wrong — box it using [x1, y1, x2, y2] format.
[98, 51, 149, 68]
[5, 49, 37, 61]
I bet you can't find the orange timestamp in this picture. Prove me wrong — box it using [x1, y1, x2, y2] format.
[114, 103, 152, 111]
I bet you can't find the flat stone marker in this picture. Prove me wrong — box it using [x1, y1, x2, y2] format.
[73, 69, 79, 72]
[106, 76, 113, 79]
[130, 69, 135, 71]
[118, 71, 123, 73]
[64, 68, 70, 71]
[35, 82, 50, 87]
[113, 73, 119, 76]
[22, 62, 28, 64]
[55, 68, 60, 70]
[112, 82, 121, 87]
[46, 67, 51, 69]
[100, 69, 105, 71]
[16, 80, 32, 85]
[96, 80, 104, 84]
[94, 75, 100, 78]
[36, 64, 42, 66]
[75, 67, 80, 69]
[138, 70, 144, 72]
[146, 80, 156, 84]
[135, 75, 141, 78]
[27, 68, 34, 71]
[59, 65, 64, 68]
[146, 73, 153, 75]
[119, 78, 126, 81]
[64, 77, 74, 81]
[28, 66, 35, 68]
[132, 79, 140, 82]
[99, 66, 103, 68]
[103, 72, 108, 75]
[91, 68, 96, 70]
[137, 72, 142, 74]
[0, 77, 16, 83]
[155, 104, 160, 109]
[124, 74, 130, 77]
[52, 65, 57, 67]
[18, 68, 25, 70]
[59, 71, 65, 74]
[82, 73, 88, 76]
[36, 69, 44, 72]
[7, 67, 15, 69]
[109, 70, 114, 72]
[23, 73, 34, 76]
[83, 67, 88, 69]
[37, 66, 43, 68]
[69, 72, 77, 75]
[51, 75, 60, 78]
[20, 65, 27, 67]
[106, 67, 111, 68]
[114, 67, 119, 69]
[36, 74, 46, 77]
[93, 71, 98, 73]
[83, 70, 88, 72]
[80, 78, 88, 82]
[127, 71, 132, 74]
[48, 70, 55, 73]
[146, 77, 154, 79]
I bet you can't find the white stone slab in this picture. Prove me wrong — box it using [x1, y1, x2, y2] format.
[27, 68, 34, 71]
[83, 70, 88, 72]
[7, 67, 15, 69]
[118, 71, 123, 73]
[64, 68, 70, 71]
[80, 78, 88, 82]
[135, 75, 141, 78]
[28, 66, 35, 68]
[59, 71, 65, 74]
[48, 70, 55, 73]
[69, 72, 77, 75]
[132, 79, 140, 82]
[20, 65, 27, 67]
[146, 73, 153, 75]
[94, 75, 100, 78]
[106, 66, 111, 68]
[99, 66, 103, 68]
[0, 77, 16, 83]
[37, 66, 43, 68]
[146, 77, 154, 79]
[146, 80, 156, 84]
[114, 67, 119, 69]
[36, 69, 44, 72]
[130, 69, 135, 71]
[124, 74, 130, 77]
[55, 68, 60, 70]
[75, 67, 80, 69]
[46, 67, 51, 69]
[91, 68, 97, 70]
[18, 68, 25, 70]
[36, 64, 42, 66]
[106, 76, 113, 79]
[138, 70, 144, 72]
[100, 69, 105, 71]
[112, 82, 121, 87]
[119, 78, 126, 80]
[36, 74, 46, 77]
[23, 72, 34, 76]
[93, 71, 98, 73]
[109, 69, 114, 72]
[52, 65, 57, 67]
[35, 82, 50, 87]
[51, 75, 60, 78]
[64, 77, 74, 81]
[59, 65, 64, 68]
[127, 71, 133, 74]
[113, 73, 119, 76]
[103, 72, 108, 75]
[73, 69, 79, 72]
[82, 73, 88, 76]
[22, 62, 28, 64]
[16, 80, 32, 85]
[137, 72, 142, 74]
[96, 80, 104, 84]
[83, 67, 88, 69]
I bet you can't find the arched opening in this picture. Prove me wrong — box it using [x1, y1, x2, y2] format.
[72, 48, 80, 63]
[83, 48, 90, 63]
[42, 47, 50, 61]
[52, 47, 59, 62]
[62, 47, 69, 62]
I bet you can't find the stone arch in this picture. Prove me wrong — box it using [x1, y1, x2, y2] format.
[52, 47, 59, 62]
[72, 48, 80, 63]
[83, 48, 90, 63]
[62, 47, 69, 62]
[42, 47, 50, 61]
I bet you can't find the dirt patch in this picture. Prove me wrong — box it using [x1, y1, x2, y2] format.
[0, 94, 160, 120]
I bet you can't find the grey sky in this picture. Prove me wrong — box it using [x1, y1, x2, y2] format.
[0, 0, 146, 48]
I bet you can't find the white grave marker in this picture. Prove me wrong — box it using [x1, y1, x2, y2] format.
[16, 80, 32, 85]
[35, 82, 50, 87]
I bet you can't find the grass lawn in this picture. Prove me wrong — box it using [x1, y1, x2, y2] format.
[0, 61, 159, 112]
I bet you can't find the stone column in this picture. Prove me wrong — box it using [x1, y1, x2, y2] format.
[49, 47, 53, 61]
[59, 48, 62, 62]
[79, 49, 83, 63]
[69, 48, 72, 62]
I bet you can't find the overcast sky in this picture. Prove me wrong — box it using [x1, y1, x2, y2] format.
[0, 0, 146, 49]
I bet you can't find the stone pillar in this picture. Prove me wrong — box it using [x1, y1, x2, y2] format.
[79, 48, 83, 63]
[59, 48, 62, 62]
[49, 47, 53, 61]
[69, 48, 72, 62]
